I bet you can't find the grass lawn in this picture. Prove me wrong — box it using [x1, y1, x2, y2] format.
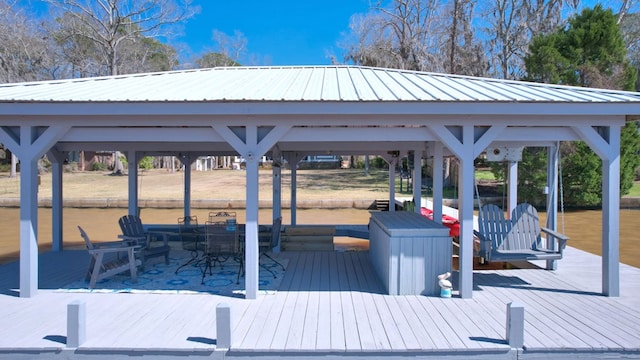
[628, 182, 640, 197]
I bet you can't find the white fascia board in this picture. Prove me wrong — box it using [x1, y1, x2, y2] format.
[55, 142, 238, 153]
[496, 127, 579, 142]
[61, 127, 223, 142]
[277, 141, 425, 153]
[1, 100, 638, 118]
[282, 127, 434, 142]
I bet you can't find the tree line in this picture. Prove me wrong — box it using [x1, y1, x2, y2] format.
[1, 0, 639, 207]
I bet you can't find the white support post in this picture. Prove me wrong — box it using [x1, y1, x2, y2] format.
[506, 302, 525, 348]
[245, 155, 260, 300]
[412, 151, 422, 213]
[127, 151, 139, 216]
[0, 125, 69, 298]
[458, 125, 475, 299]
[67, 300, 86, 348]
[507, 161, 518, 217]
[291, 163, 297, 225]
[48, 150, 66, 252]
[19, 157, 39, 298]
[272, 161, 282, 252]
[573, 124, 621, 297]
[388, 156, 397, 212]
[216, 303, 231, 350]
[546, 145, 559, 270]
[285, 152, 303, 226]
[602, 127, 620, 297]
[432, 143, 444, 224]
[182, 155, 193, 220]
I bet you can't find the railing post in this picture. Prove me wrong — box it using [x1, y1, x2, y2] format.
[506, 301, 524, 348]
[67, 300, 86, 348]
[216, 302, 231, 350]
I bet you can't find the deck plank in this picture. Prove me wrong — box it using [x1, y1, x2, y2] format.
[327, 252, 347, 351]
[315, 252, 332, 351]
[299, 252, 322, 350]
[1, 246, 640, 358]
[335, 249, 362, 351]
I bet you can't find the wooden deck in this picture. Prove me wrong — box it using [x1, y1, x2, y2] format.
[0, 246, 639, 359]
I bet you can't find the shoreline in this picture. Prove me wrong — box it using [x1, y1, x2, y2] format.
[1, 196, 639, 209]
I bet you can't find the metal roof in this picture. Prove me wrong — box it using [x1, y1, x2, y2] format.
[0, 65, 639, 103]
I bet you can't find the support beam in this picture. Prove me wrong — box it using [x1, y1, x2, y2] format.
[507, 161, 518, 217]
[245, 153, 260, 300]
[19, 157, 39, 298]
[412, 151, 422, 213]
[272, 151, 282, 252]
[179, 155, 194, 220]
[432, 125, 477, 298]
[48, 149, 67, 251]
[432, 143, 444, 224]
[0, 125, 70, 298]
[546, 145, 559, 270]
[388, 156, 397, 212]
[573, 125, 621, 296]
[379, 152, 399, 212]
[457, 125, 475, 298]
[212, 125, 288, 299]
[601, 127, 620, 296]
[284, 152, 304, 226]
[127, 151, 139, 216]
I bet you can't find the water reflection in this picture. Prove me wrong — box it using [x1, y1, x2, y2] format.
[0, 207, 637, 268]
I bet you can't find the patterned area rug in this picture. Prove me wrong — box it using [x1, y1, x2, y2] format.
[58, 250, 288, 297]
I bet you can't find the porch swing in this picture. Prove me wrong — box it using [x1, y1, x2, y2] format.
[473, 145, 570, 264]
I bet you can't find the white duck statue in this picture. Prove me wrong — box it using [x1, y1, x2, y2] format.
[438, 272, 452, 298]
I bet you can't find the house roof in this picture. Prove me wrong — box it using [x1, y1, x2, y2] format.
[0, 65, 639, 104]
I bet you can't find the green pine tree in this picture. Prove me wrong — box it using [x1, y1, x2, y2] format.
[522, 5, 640, 207]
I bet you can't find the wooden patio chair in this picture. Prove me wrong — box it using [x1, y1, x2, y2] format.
[259, 216, 285, 278]
[475, 203, 569, 263]
[118, 214, 171, 270]
[78, 225, 140, 289]
[510, 202, 569, 260]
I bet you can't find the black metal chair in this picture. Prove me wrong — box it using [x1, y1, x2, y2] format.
[259, 216, 286, 278]
[175, 216, 204, 274]
[201, 218, 243, 284]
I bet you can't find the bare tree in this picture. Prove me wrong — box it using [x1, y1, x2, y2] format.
[616, 0, 639, 23]
[442, 0, 488, 76]
[45, 0, 197, 173]
[193, 30, 247, 68]
[0, 1, 53, 83]
[340, 0, 445, 71]
[523, 0, 578, 36]
[483, 0, 529, 79]
[45, 0, 198, 76]
[212, 30, 247, 65]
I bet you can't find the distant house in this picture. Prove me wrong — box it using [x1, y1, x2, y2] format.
[297, 155, 342, 169]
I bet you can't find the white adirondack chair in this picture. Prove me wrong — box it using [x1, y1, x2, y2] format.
[78, 226, 140, 289]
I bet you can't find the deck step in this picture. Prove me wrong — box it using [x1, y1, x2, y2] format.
[368, 199, 390, 211]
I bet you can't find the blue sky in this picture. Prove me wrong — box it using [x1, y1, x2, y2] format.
[179, 0, 372, 65]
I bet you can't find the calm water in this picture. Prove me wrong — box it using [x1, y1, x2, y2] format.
[0, 207, 638, 268]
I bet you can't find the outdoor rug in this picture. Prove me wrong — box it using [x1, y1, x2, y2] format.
[58, 250, 288, 297]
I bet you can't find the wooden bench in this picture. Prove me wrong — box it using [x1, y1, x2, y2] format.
[475, 203, 569, 263]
